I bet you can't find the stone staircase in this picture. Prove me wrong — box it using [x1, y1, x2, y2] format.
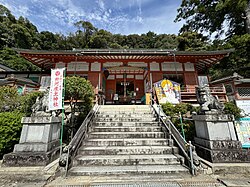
[68, 105, 189, 176]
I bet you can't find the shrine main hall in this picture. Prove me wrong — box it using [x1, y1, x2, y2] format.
[14, 49, 233, 103]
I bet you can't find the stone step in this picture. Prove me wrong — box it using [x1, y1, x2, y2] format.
[93, 121, 160, 127]
[95, 117, 157, 122]
[74, 154, 180, 166]
[99, 106, 151, 109]
[96, 114, 155, 118]
[88, 132, 166, 139]
[98, 110, 152, 114]
[78, 145, 178, 155]
[68, 165, 189, 176]
[98, 109, 152, 112]
[99, 105, 151, 108]
[82, 138, 170, 146]
[97, 111, 154, 115]
[91, 126, 163, 132]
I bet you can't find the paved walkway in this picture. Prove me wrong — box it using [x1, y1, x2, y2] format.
[1, 160, 250, 187]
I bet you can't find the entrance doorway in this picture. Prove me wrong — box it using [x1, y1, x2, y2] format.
[115, 81, 135, 104]
[116, 81, 134, 97]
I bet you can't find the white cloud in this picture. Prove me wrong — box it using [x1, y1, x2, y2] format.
[0, 0, 183, 35]
[0, 1, 30, 18]
[97, 0, 105, 10]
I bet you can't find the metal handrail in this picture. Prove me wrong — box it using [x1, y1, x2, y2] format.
[150, 95, 196, 175]
[59, 103, 100, 177]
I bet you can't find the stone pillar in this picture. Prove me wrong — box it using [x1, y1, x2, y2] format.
[193, 112, 244, 163]
[3, 116, 61, 166]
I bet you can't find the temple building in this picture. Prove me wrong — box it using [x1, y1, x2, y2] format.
[0, 64, 39, 94]
[210, 72, 250, 102]
[10, 49, 233, 104]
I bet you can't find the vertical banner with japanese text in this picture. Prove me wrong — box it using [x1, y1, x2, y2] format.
[49, 68, 65, 111]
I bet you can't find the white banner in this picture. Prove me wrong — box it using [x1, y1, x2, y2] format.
[48, 68, 64, 111]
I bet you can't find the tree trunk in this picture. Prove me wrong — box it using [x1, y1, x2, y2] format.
[245, 1, 250, 34]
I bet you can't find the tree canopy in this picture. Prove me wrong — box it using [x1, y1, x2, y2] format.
[175, 0, 250, 37]
[175, 0, 250, 79]
[65, 76, 94, 114]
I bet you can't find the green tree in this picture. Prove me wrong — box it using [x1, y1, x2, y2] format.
[89, 29, 113, 48]
[154, 34, 178, 49]
[177, 31, 209, 51]
[142, 31, 157, 48]
[109, 42, 123, 49]
[125, 34, 145, 48]
[175, 0, 250, 37]
[37, 31, 58, 50]
[74, 21, 97, 48]
[0, 48, 40, 71]
[113, 34, 126, 47]
[176, 1, 250, 79]
[0, 5, 40, 49]
[0, 5, 15, 49]
[209, 34, 250, 79]
[65, 76, 94, 138]
[65, 76, 94, 112]
[11, 23, 33, 49]
[17, 16, 39, 49]
[54, 33, 71, 50]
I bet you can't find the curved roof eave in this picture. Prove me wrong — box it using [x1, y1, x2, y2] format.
[14, 48, 235, 56]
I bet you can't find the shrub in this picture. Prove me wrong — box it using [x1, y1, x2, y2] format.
[0, 111, 24, 159]
[0, 86, 21, 112]
[161, 102, 198, 141]
[20, 91, 44, 116]
[224, 102, 242, 119]
[161, 102, 175, 117]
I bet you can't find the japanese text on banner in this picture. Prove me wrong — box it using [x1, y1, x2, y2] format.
[49, 68, 64, 110]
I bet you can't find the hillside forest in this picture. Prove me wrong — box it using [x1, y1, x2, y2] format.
[0, 2, 249, 79]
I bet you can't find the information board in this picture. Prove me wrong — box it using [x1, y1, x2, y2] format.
[236, 100, 250, 116]
[235, 118, 250, 148]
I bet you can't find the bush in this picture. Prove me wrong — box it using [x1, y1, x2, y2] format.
[0, 87, 43, 158]
[0, 86, 21, 112]
[161, 102, 175, 117]
[224, 102, 242, 119]
[20, 91, 44, 116]
[161, 102, 198, 141]
[0, 111, 24, 159]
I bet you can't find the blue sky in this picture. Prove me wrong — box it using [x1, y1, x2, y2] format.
[0, 0, 183, 35]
